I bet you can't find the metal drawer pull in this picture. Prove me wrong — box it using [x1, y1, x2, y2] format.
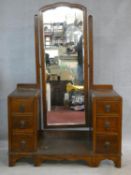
[104, 104, 111, 112]
[104, 141, 111, 149]
[104, 121, 110, 129]
[19, 120, 27, 128]
[20, 140, 26, 150]
[19, 104, 25, 112]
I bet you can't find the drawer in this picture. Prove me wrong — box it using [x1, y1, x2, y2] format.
[96, 117, 119, 133]
[10, 98, 34, 113]
[96, 134, 119, 154]
[12, 115, 34, 132]
[11, 134, 36, 152]
[96, 100, 120, 115]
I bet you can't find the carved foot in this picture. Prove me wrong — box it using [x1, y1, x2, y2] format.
[114, 159, 121, 168]
[85, 158, 100, 167]
[86, 156, 121, 168]
[9, 155, 16, 166]
[33, 156, 42, 166]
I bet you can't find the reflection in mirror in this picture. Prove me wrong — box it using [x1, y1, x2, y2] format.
[42, 6, 86, 126]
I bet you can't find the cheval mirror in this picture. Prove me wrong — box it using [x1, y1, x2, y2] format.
[8, 2, 122, 167]
[35, 2, 93, 128]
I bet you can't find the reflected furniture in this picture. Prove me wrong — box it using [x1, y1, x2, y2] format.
[8, 2, 122, 167]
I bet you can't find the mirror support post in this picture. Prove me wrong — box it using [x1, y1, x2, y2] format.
[34, 14, 40, 87]
[88, 15, 94, 89]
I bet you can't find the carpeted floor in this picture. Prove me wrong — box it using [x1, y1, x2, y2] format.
[47, 111, 85, 125]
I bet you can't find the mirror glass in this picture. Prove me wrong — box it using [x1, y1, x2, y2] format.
[42, 6, 86, 126]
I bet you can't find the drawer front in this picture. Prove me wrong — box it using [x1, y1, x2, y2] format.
[10, 98, 34, 113]
[12, 115, 34, 132]
[96, 117, 119, 133]
[11, 134, 36, 152]
[96, 135, 119, 154]
[96, 100, 120, 115]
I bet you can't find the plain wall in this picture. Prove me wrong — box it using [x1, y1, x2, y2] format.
[0, 0, 131, 140]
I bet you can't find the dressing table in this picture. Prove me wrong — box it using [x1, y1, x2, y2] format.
[8, 2, 122, 167]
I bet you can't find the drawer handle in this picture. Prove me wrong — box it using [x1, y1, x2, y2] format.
[104, 121, 110, 129]
[104, 141, 111, 149]
[104, 104, 111, 112]
[19, 104, 25, 112]
[19, 120, 27, 128]
[20, 140, 26, 150]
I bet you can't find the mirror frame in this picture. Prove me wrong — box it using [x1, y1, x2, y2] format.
[37, 2, 89, 128]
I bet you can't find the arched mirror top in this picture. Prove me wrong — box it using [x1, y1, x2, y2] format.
[39, 2, 87, 13]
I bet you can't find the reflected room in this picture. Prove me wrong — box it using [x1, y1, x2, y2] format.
[42, 7, 86, 126]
